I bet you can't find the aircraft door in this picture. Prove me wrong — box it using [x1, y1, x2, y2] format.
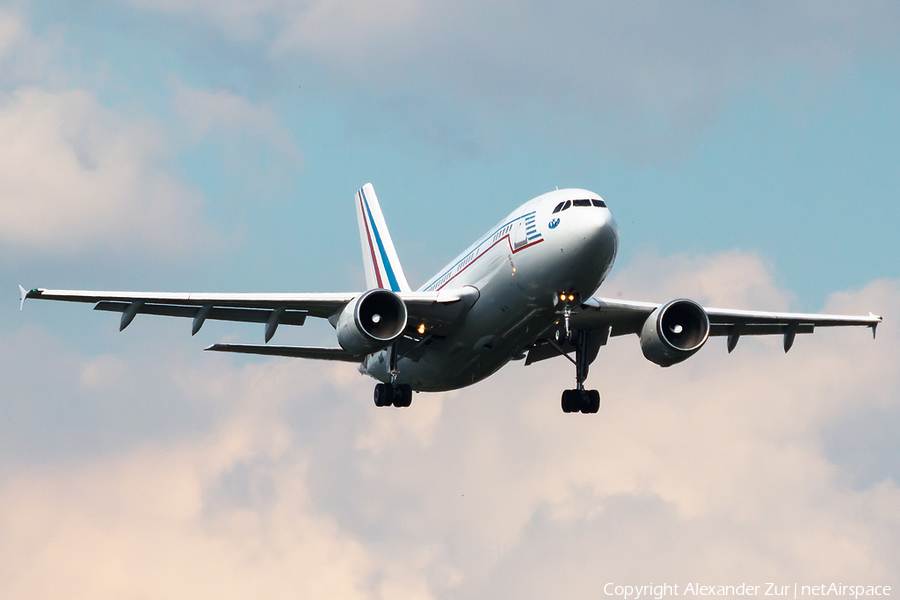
[513, 219, 528, 250]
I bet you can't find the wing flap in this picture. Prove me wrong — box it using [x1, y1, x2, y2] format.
[26, 288, 355, 317]
[704, 306, 882, 328]
[708, 323, 815, 336]
[94, 302, 308, 326]
[205, 343, 360, 362]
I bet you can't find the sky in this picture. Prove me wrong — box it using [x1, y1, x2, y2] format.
[1, 1, 899, 598]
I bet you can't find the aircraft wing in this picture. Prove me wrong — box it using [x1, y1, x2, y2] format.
[525, 296, 881, 366]
[577, 296, 881, 349]
[20, 286, 476, 343]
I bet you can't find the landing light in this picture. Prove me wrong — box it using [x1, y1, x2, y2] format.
[417, 323, 426, 334]
[568, 294, 575, 302]
[560, 293, 567, 301]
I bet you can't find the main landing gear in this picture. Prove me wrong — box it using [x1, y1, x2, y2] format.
[374, 343, 413, 408]
[374, 383, 412, 407]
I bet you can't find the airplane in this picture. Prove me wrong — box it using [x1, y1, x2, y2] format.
[20, 183, 882, 413]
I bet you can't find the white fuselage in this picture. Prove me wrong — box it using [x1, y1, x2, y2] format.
[363, 189, 619, 391]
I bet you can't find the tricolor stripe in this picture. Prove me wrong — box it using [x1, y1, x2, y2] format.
[357, 190, 384, 289]
[359, 188, 401, 292]
[354, 184, 410, 293]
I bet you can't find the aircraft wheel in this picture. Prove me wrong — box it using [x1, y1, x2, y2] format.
[581, 390, 600, 414]
[392, 384, 413, 408]
[374, 384, 392, 407]
[403, 385, 413, 407]
[554, 327, 573, 345]
[561, 389, 578, 413]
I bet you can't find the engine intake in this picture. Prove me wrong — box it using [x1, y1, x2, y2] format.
[336, 289, 408, 355]
[640, 299, 710, 367]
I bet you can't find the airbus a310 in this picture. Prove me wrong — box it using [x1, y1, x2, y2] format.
[20, 184, 881, 413]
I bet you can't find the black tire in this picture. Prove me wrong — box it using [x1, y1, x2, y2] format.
[374, 384, 391, 407]
[400, 385, 413, 407]
[554, 327, 573, 345]
[561, 389, 578, 413]
[391, 384, 412, 408]
[581, 390, 600, 414]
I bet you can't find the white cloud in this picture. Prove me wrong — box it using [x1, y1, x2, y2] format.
[127, 0, 282, 41]
[0, 438, 382, 599]
[0, 14, 230, 260]
[0, 87, 214, 257]
[0, 9, 23, 60]
[270, 0, 425, 59]
[2, 251, 897, 597]
[0, 8, 69, 91]
[171, 78, 302, 164]
[600, 250, 796, 310]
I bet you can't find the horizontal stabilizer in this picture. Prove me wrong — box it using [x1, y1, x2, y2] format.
[205, 343, 360, 362]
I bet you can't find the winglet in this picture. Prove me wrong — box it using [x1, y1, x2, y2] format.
[18, 285, 27, 311]
[871, 313, 882, 339]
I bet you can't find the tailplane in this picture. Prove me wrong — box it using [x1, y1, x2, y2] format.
[355, 183, 411, 292]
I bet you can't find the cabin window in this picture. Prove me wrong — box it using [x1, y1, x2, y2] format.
[552, 202, 566, 213]
[573, 199, 591, 207]
[592, 199, 607, 207]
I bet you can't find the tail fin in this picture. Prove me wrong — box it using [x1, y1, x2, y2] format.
[355, 183, 411, 292]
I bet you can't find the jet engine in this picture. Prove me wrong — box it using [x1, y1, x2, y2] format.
[640, 299, 710, 367]
[336, 289, 408, 355]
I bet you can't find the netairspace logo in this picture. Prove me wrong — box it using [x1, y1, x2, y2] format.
[603, 583, 893, 600]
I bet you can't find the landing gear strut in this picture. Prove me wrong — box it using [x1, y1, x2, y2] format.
[560, 328, 601, 414]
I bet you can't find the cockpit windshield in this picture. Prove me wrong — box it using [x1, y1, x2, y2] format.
[552, 198, 606, 213]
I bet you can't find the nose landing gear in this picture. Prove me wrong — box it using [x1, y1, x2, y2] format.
[552, 323, 604, 415]
[560, 329, 601, 413]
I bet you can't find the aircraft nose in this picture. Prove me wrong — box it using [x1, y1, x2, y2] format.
[575, 206, 618, 261]
[574, 205, 616, 242]
[545, 200, 618, 253]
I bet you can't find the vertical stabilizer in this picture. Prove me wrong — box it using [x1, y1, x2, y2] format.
[355, 183, 411, 292]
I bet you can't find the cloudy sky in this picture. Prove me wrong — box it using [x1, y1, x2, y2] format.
[2, 1, 899, 598]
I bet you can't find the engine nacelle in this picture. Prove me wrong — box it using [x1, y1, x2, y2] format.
[640, 299, 710, 367]
[336, 289, 408, 355]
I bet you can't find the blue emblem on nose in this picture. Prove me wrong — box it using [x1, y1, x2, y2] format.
[548, 218, 560, 229]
